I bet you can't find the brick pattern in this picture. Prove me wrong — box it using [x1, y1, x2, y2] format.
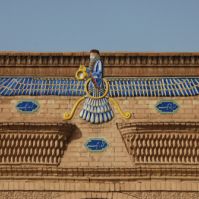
[0, 96, 199, 167]
[1, 96, 199, 122]
[0, 95, 199, 198]
[1, 51, 199, 197]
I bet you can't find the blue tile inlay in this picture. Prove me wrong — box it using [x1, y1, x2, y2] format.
[85, 138, 108, 152]
[16, 100, 39, 113]
[156, 100, 179, 113]
[0, 77, 199, 97]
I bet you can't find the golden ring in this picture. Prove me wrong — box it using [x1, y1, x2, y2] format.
[85, 78, 109, 99]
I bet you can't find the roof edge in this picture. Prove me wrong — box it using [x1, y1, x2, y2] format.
[0, 51, 199, 56]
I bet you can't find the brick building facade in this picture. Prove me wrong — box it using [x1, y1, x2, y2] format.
[0, 51, 198, 198]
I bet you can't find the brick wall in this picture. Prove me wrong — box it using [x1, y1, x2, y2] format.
[1, 52, 199, 198]
[1, 96, 198, 168]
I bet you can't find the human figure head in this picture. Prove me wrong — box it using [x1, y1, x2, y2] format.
[89, 49, 100, 66]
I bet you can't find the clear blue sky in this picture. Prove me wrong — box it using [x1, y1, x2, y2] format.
[0, 0, 199, 52]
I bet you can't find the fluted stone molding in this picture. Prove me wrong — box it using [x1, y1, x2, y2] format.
[1, 52, 199, 66]
[0, 52, 199, 76]
[0, 122, 74, 165]
[117, 122, 199, 165]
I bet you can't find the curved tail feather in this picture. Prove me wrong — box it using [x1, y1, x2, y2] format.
[80, 97, 114, 124]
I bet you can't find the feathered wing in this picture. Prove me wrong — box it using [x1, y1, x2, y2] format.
[0, 77, 199, 97]
[108, 78, 199, 97]
[0, 77, 85, 96]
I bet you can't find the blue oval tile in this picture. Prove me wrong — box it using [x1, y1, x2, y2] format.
[85, 138, 108, 152]
[156, 100, 179, 113]
[16, 100, 39, 113]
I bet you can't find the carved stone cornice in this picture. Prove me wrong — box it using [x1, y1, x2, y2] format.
[0, 122, 74, 165]
[117, 122, 199, 165]
[0, 52, 199, 76]
[0, 166, 198, 180]
[1, 52, 199, 67]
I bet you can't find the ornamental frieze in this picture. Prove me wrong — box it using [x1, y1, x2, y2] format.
[1, 50, 199, 124]
[1, 52, 199, 66]
[1, 77, 198, 97]
[117, 122, 199, 165]
[1, 52, 199, 76]
[0, 122, 75, 165]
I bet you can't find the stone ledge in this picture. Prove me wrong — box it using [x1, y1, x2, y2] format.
[0, 191, 198, 199]
[0, 166, 198, 179]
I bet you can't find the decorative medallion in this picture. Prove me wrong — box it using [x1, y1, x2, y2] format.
[85, 138, 109, 152]
[16, 100, 39, 113]
[156, 100, 179, 113]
